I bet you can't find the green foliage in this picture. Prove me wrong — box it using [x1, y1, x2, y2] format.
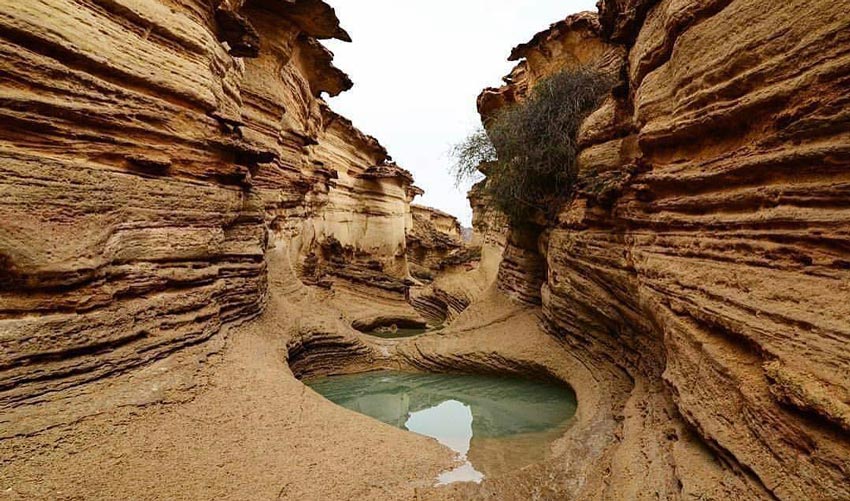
[450, 128, 496, 184]
[451, 68, 613, 224]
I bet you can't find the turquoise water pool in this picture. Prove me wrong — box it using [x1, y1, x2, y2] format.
[306, 370, 577, 484]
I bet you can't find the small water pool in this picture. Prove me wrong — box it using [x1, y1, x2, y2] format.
[351, 319, 439, 339]
[305, 371, 577, 484]
[365, 326, 431, 339]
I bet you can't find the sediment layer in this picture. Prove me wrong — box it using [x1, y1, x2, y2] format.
[1, 0, 849, 500]
[0, 0, 422, 406]
[475, 4, 850, 499]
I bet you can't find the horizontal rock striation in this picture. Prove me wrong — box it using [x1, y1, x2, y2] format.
[405, 189, 507, 325]
[0, 0, 271, 405]
[406, 204, 464, 278]
[404, 204, 492, 325]
[609, 0, 850, 496]
[412, 204, 462, 239]
[3, 0, 848, 498]
[475, 4, 850, 499]
[0, 0, 421, 407]
[296, 110, 420, 286]
[477, 11, 625, 124]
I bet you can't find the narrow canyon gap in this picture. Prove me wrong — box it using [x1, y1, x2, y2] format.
[0, 1, 849, 500]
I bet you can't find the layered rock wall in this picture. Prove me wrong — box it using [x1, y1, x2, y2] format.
[0, 0, 265, 405]
[401, 182, 508, 324]
[596, 1, 850, 495]
[477, 4, 850, 498]
[478, 12, 624, 122]
[0, 0, 419, 406]
[405, 205, 485, 325]
[406, 204, 464, 276]
[3, 0, 849, 497]
[295, 110, 419, 287]
[412, 204, 462, 239]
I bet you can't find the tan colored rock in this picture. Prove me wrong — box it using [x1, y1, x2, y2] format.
[0, 0, 419, 407]
[475, 2, 850, 499]
[405, 205, 487, 324]
[0, 0, 266, 403]
[412, 204, 462, 239]
[474, 12, 625, 306]
[406, 205, 464, 274]
[297, 107, 417, 284]
[618, 0, 850, 496]
[3, 0, 850, 499]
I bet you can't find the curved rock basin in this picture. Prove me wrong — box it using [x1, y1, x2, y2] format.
[365, 326, 431, 339]
[351, 318, 437, 339]
[306, 371, 577, 484]
[364, 327, 440, 339]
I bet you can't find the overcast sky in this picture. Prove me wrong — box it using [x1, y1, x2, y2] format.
[325, 0, 597, 226]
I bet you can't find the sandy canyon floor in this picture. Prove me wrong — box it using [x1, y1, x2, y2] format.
[1, 256, 606, 501]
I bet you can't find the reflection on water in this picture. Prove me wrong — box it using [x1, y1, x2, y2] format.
[405, 399, 484, 484]
[306, 371, 577, 484]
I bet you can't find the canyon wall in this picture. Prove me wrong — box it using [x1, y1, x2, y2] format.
[294, 111, 419, 290]
[0, 0, 420, 406]
[412, 204, 462, 239]
[405, 204, 488, 326]
[477, 4, 850, 499]
[406, 204, 463, 277]
[2, 0, 848, 498]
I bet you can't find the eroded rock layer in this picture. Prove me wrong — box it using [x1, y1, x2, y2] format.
[475, 4, 850, 499]
[2, 0, 849, 499]
[0, 0, 421, 407]
[1, 0, 264, 405]
[406, 204, 464, 276]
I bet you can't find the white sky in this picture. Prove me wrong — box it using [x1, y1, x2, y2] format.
[325, 0, 597, 226]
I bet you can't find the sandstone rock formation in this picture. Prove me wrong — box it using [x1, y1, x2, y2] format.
[413, 204, 462, 239]
[0, 0, 423, 409]
[478, 11, 624, 124]
[2, 0, 849, 499]
[404, 203, 501, 327]
[2, 0, 267, 405]
[406, 204, 464, 277]
[472, 4, 850, 499]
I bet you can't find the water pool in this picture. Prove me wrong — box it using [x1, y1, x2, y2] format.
[364, 327, 431, 339]
[306, 371, 577, 484]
